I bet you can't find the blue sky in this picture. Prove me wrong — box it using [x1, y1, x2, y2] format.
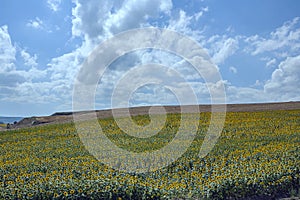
[0, 0, 300, 116]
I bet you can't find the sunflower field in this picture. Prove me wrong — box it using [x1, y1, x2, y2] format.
[0, 110, 299, 199]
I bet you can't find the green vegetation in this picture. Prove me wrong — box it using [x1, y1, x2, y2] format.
[0, 110, 299, 199]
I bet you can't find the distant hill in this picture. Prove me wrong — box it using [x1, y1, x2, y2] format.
[10, 101, 300, 130]
[0, 117, 23, 124]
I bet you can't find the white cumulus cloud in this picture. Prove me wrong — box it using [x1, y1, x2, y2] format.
[264, 55, 300, 101]
[266, 58, 276, 68]
[229, 66, 237, 74]
[0, 25, 16, 72]
[246, 17, 300, 56]
[47, 0, 62, 12]
[20, 49, 38, 68]
[72, 0, 172, 40]
[26, 17, 44, 30]
[206, 35, 239, 65]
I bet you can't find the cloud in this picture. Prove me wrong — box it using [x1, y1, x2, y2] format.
[3, 0, 178, 109]
[26, 17, 45, 30]
[72, 0, 172, 40]
[167, 9, 204, 40]
[0, 26, 22, 89]
[213, 54, 300, 103]
[21, 67, 47, 81]
[4, 0, 298, 114]
[71, 0, 114, 39]
[254, 80, 261, 87]
[20, 49, 38, 68]
[236, 17, 300, 103]
[226, 85, 267, 103]
[206, 35, 239, 65]
[0, 25, 50, 103]
[0, 73, 26, 87]
[168, 10, 193, 32]
[246, 17, 300, 56]
[229, 66, 237, 74]
[194, 6, 208, 21]
[109, 64, 195, 107]
[264, 55, 300, 101]
[105, 0, 172, 34]
[47, 49, 83, 84]
[130, 85, 178, 106]
[0, 25, 16, 72]
[224, 54, 300, 103]
[265, 58, 276, 68]
[71, 1, 228, 110]
[4, 81, 58, 104]
[47, 0, 62, 12]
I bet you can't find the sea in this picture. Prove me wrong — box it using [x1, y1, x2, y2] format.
[0, 117, 23, 124]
